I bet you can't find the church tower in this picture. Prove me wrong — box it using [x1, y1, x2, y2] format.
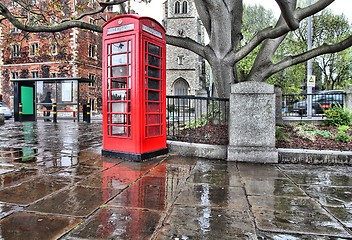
[163, 0, 206, 96]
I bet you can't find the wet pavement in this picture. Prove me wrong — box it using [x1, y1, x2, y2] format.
[0, 121, 352, 239]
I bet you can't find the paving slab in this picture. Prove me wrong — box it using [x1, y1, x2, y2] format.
[0, 175, 70, 205]
[249, 195, 351, 237]
[156, 206, 256, 239]
[0, 212, 81, 240]
[68, 206, 162, 239]
[26, 185, 120, 217]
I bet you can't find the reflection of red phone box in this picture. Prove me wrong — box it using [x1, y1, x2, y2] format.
[102, 15, 168, 161]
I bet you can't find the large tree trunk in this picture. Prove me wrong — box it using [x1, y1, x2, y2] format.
[210, 59, 235, 98]
[195, 0, 243, 98]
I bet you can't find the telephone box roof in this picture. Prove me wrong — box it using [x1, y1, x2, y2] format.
[103, 14, 165, 31]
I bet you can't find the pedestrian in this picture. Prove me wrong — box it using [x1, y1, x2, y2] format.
[42, 92, 52, 120]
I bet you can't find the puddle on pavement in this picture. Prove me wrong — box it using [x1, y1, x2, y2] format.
[77, 163, 140, 189]
[238, 163, 286, 179]
[302, 185, 352, 207]
[56, 165, 100, 178]
[243, 178, 307, 197]
[27, 186, 120, 217]
[176, 183, 249, 210]
[193, 159, 237, 173]
[0, 175, 70, 205]
[68, 207, 161, 239]
[249, 195, 350, 237]
[158, 206, 256, 239]
[286, 171, 352, 187]
[108, 175, 168, 211]
[0, 169, 38, 188]
[188, 171, 241, 187]
[0, 212, 81, 240]
[0, 147, 38, 163]
[257, 230, 343, 239]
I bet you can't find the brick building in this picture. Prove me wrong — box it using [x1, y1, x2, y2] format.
[0, 0, 118, 111]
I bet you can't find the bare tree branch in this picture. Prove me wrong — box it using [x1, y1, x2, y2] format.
[0, 2, 103, 32]
[265, 35, 352, 78]
[66, 0, 128, 21]
[166, 34, 206, 59]
[226, 0, 335, 64]
[275, 0, 299, 29]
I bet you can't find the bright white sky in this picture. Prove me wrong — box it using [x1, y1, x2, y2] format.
[130, 0, 352, 24]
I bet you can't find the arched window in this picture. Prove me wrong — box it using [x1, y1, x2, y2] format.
[174, 1, 180, 14]
[182, 1, 188, 14]
[173, 78, 189, 95]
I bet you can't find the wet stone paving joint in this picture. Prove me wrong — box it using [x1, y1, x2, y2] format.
[0, 121, 351, 239]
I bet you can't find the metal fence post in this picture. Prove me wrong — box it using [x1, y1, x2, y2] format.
[19, 103, 23, 122]
[53, 103, 57, 123]
[87, 103, 91, 123]
[345, 85, 352, 112]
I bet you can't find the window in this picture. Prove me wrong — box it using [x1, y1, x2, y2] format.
[106, 1, 114, 12]
[107, 5, 114, 12]
[88, 44, 96, 58]
[50, 43, 57, 55]
[174, 78, 189, 95]
[88, 73, 96, 87]
[177, 55, 184, 65]
[182, 1, 188, 14]
[11, 72, 19, 79]
[12, 44, 20, 58]
[12, 1, 19, 7]
[29, 42, 39, 56]
[174, 1, 180, 14]
[50, 16, 57, 24]
[51, 72, 57, 78]
[31, 71, 39, 78]
[89, 18, 95, 25]
[11, 26, 19, 33]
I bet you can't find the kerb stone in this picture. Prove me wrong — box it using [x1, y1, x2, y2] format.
[227, 82, 278, 163]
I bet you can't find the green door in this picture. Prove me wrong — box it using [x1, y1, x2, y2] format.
[21, 86, 34, 115]
[20, 85, 35, 121]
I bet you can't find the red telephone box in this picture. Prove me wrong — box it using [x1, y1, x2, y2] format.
[102, 15, 168, 161]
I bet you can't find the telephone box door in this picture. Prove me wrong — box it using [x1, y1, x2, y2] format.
[102, 15, 167, 161]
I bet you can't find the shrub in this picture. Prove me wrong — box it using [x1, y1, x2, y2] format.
[313, 130, 333, 138]
[334, 131, 352, 143]
[276, 126, 290, 142]
[324, 106, 351, 127]
[338, 125, 350, 131]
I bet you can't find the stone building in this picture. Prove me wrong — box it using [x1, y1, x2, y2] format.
[163, 0, 206, 96]
[0, 0, 117, 111]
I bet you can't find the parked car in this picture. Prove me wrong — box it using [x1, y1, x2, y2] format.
[0, 102, 13, 119]
[292, 90, 345, 115]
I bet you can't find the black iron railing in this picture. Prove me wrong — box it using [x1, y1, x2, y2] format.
[166, 95, 229, 145]
[282, 91, 345, 117]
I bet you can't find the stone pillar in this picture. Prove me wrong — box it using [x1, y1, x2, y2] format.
[345, 85, 352, 112]
[275, 87, 283, 125]
[227, 82, 278, 163]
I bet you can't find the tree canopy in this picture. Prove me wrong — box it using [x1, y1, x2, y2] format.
[1, 0, 351, 97]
